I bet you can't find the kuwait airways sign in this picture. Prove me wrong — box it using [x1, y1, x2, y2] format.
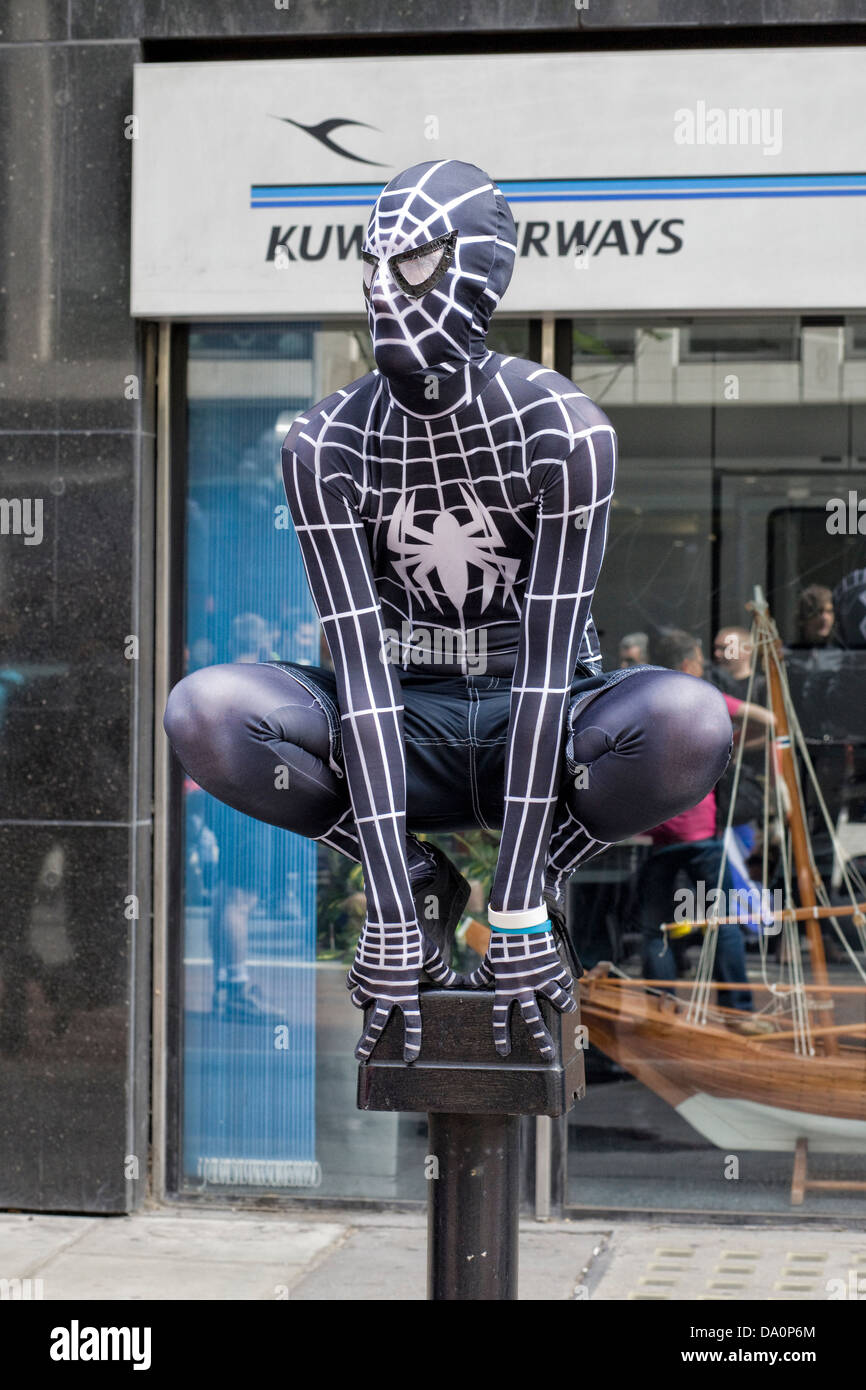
[131, 49, 866, 317]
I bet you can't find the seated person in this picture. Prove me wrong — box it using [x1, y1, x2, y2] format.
[638, 630, 773, 1013]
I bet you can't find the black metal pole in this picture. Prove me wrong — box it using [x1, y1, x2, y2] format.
[427, 1111, 520, 1301]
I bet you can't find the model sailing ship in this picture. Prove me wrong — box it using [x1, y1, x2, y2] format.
[466, 590, 866, 1200]
[579, 590, 866, 1180]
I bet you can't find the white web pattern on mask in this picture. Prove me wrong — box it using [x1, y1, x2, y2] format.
[363, 161, 517, 397]
[283, 358, 615, 928]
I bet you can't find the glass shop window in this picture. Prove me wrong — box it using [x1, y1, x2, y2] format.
[173, 314, 866, 1219]
[566, 317, 866, 1222]
[176, 319, 540, 1203]
[179, 322, 321, 1197]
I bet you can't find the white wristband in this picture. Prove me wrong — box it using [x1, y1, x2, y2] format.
[487, 904, 550, 931]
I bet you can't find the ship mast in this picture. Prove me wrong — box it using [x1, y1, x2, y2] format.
[751, 588, 837, 1053]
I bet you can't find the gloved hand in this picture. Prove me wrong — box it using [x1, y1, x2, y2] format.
[347, 920, 462, 1063]
[467, 925, 577, 1060]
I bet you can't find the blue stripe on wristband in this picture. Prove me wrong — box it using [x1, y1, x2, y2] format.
[492, 918, 552, 936]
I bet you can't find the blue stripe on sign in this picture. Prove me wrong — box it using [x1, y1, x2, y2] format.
[501, 175, 866, 194]
[253, 184, 381, 195]
[250, 174, 866, 208]
[253, 198, 378, 208]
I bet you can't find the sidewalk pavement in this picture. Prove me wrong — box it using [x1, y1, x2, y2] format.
[1, 1207, 864, 1300]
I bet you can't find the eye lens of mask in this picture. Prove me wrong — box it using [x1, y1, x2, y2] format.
[388, 230, 457, 297]
[393, 244, 446, 287]
[362, 258, 377, 291]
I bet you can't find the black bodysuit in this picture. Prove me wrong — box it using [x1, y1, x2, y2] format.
[283, 356, 613, 929]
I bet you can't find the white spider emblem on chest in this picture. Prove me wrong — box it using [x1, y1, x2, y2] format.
[386, 483, 520, 614]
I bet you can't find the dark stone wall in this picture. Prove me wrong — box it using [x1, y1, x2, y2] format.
[0, 25, 152, 1212]
[0, 0, 862, 1212]
[3, 0, 866, 43]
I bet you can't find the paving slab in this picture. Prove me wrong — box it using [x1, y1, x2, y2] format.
[66, 1214, 346, 1265]
[512, 1226, 605, 1300]
[585, 1223, 866, 1301]
[0, 1215, 97, 1278]
[289, 1222, 427, 1300]
[288, 1217, 602, 1300]
[36, 1253, 310, 1301]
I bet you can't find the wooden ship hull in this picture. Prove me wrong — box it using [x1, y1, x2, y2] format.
[579, 965, 866, 1152]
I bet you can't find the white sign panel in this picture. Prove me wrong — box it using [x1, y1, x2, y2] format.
[131, 48, 866, 317]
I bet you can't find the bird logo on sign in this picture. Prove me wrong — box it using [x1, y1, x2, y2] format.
[270, 115, 388, 167]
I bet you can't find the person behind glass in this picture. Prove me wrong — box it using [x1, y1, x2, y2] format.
[788, 584, 853, 926]
[794, 585, 840, 649]
[207, 612, 283, 1021]
[618, 631, 649, 668]
[709, 624, 768, 836]
[637, 629, 772, 1013]
[711, 625, 765, 701]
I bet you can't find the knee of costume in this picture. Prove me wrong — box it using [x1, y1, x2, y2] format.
[163, 664, 245, 782]
[565, 668, 734, 842]
[163, 663, 347, 838]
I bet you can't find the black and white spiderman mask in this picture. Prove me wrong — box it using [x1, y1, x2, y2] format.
[362, 159, 517, 418]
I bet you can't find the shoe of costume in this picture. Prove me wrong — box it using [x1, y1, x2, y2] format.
[413, 840, 471, 981]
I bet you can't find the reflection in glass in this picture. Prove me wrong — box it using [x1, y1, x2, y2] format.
[567, 318, 866, 1217]
[176, 316, 866, 1215]
[182, 324, 319, 1193]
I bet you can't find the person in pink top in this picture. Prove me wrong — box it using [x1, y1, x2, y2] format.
[638, 632, 774, 1012]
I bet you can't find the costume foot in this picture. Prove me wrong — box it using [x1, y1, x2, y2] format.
[412, 841, 471, 980]
[213, 981, 283, 1022]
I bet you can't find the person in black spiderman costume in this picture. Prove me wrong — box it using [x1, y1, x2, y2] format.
[164, 159, 734, 1064]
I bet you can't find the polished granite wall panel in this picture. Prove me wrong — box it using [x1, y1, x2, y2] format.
[0, 430, 137, 823]
[0, 42, 63, 430]
[67, 0, 866, 40]
[578, 0, 865, 25]
[0, 41, 139, 432]
[59, 42, 139, 424]
[73, 0, 593, 40]
[0, 823, 133, 1211]
[0, 425, 149, 1210]
[0, 12, 152, 1212]
[0, 0, 68, 43]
